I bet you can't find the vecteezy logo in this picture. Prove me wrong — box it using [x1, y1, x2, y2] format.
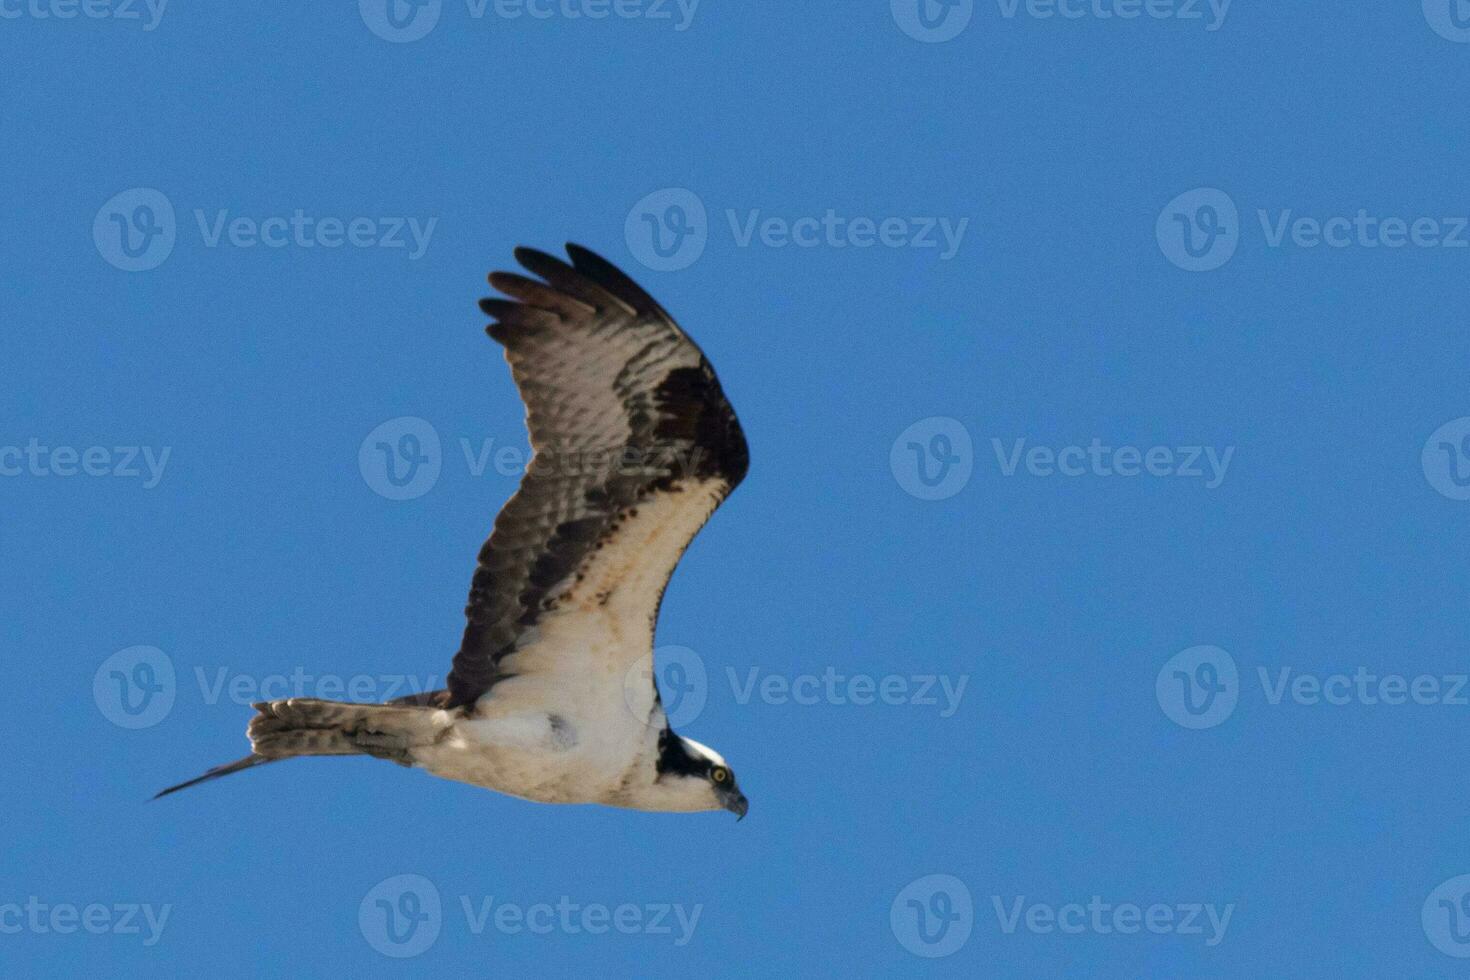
[1422, 418, 1470, 501]
[93, 189, 176, 272]
[359, 874, 442, 958]
[890, 417, 973, 501]
[359, 0, 441, 42]
[891, 0, 973, 43]
[624, 645, 708, 728]
[1156, 188, 1239, 272]
[1424, 874, 1470, 957]
[1424, 0, 1470, 42]
[625, 188, 708, 272]
[93, 646, 176, 729]
[1156, 645, 1238, 729]
[359, 417, 442, 500]
[890, 874, 973, 958]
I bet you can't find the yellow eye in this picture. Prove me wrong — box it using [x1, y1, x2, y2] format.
[711, 767, 729, 784]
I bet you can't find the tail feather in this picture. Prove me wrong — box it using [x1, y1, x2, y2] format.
[152, 754, 274, 800]
[153, 697, 447, 799]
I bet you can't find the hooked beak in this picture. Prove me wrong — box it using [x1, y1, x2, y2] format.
[719, 788, 749, 821]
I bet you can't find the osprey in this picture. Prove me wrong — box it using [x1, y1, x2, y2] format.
[157, 244, 751, 819]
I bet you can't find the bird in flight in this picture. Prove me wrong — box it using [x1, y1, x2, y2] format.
[157, 244, 751, 819]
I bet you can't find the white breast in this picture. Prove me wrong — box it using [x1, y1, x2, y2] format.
[410, 484, 725, 804]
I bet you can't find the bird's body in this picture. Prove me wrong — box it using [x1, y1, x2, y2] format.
[158, 244, 751, 818]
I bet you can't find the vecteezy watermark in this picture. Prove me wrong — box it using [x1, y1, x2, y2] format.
[625, 187, 970, 272]
[891, 0, 973, 42]
[1424, 0, 1470, 43]
[457, 896, 701, 946]
[891, 0, 1230, 43]
[93, 188, 177, 272]
[93, 645, 442, 729]
[358, 0, 699, 43]
[1156, 646, 1238, 729]
[890, 876, 1230, 953]
[624, 646, 709, 727]
[94, 188, 437, 272]
[0, 899, 171, 946]
[622, 647, 969, 728]
[1156, 188, 1239, 272]
[0, 439, 171, 488]
[191, 210, 436, 259]
[358, 0, 442, 41]
[991, 438, 1233, 488]
[359, 417, 443, 500]
[726, 667, 967, 718]
[193, 667, 441, 707]
[94, 646, 177, 730]
[1423, 417, 1470, 500]
[624, 188, 707, 271]
[358, 874, 702, 958]
[0, 0, 167, 30]
[1424, 874, 1470, 957]
[357, 416, 711, 501]
[992, 0, 1231, 29]
[891, 875, 974, 958]
[1254, 667, 1470, 708]
[1157, 645, 1470, 730]
[891, 420, 1232, 499]
[992, 895, 1234, 946]
[1158, 187, 1470, 272]
[891, 417, 974, 501]
[360, 875, 442, 958]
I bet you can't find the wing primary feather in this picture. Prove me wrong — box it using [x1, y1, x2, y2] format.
[479, 299, 560, 340]
[514, 246, 636, 316]
[564, 242, 673, 321]
[488, 271, 596, 320]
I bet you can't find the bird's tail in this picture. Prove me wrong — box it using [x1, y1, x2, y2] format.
[152, 754, 274, 799]
[153, 697, 445, 799]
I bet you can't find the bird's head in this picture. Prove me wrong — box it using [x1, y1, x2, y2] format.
[653, 731, 749, 820]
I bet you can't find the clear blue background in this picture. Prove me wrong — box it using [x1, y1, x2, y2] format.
[5, 1, 1470, 975]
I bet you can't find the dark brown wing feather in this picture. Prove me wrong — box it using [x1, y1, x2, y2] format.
[445, 245, 748, 708]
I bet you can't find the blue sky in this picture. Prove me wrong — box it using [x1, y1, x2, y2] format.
[6, 1, 1470, 975]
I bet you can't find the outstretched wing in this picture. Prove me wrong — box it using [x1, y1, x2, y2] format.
[445, 244, 748, 709]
